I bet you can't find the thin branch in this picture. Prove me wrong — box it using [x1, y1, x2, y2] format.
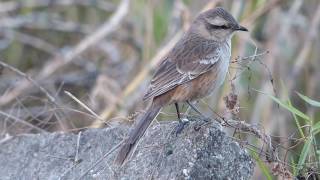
[0, 110, 47, 133]
[0, 60, 56, 103]
[75, 131, 82, 164]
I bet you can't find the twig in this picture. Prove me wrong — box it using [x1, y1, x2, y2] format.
[0, 60, 56, 103]
[77, 140, 124, 180]
[0, 133, 12, 144]
[199, 99, 277, 162]
[231, 51, 269, 64]
[0, 110, 46, 133]
[64, 91, 109, 126]
[75, 131, 82, 164]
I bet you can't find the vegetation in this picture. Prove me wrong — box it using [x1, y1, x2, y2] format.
[0, 0, 319, 179]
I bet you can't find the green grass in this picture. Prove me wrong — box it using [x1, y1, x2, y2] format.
[250, 150, 273, 180]
[259, 90, 320, 176]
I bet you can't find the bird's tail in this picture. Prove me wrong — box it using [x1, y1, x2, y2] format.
[114, 102, 161, 165]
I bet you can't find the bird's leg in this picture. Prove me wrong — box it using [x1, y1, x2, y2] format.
[175, 102, 181, 120]
[174, 103, 189, 136]
[186, 101, 209, 122]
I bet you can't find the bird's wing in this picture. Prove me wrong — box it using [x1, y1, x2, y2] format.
[143, 40, 222, 100]
[175, 40, 221, 75]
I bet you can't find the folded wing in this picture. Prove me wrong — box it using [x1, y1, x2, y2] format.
[143, 38, 222, 100]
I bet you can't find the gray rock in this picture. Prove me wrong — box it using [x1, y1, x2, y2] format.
[0, 117, 254, 180]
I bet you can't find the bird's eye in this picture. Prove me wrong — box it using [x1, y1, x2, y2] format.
[219, 25, 229, 29]
[207, 23, 229, 30]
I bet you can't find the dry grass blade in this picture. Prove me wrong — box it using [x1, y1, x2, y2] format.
[64, 91, 109, 126]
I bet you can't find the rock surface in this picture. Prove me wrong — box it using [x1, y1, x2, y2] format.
[0, 117, 254, 180]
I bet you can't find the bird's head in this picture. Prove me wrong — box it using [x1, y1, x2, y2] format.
[190, 7, 248, 42]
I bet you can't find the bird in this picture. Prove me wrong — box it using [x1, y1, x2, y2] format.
[115, 7, 248, 165]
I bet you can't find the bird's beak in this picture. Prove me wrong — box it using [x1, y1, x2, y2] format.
[236, 25, 248, 32]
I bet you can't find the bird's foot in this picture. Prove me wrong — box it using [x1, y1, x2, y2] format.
[173, 118, 189, 136]
[193, 118, 211, 131]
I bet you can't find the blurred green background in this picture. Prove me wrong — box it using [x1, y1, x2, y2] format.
[0, 0, 319, 179]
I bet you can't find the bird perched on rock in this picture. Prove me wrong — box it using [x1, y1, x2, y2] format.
[115, 7, 248, 165]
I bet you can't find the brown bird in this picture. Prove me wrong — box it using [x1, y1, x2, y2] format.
[115, 7, 248, 165]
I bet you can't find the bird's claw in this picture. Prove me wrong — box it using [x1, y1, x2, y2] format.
[173, 118, 189, 136]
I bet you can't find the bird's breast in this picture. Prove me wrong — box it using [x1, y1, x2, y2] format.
[193, 40, 231, 99]
[168, 40, 231, 103]
[215, 39, 231, 88]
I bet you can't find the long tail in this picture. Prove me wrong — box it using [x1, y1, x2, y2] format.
[114, 102, 161, 165]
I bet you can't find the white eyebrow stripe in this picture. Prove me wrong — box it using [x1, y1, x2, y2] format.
[206, 16, 227, 26]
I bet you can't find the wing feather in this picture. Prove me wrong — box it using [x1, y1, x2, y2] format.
[143, 35, 222, 100]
